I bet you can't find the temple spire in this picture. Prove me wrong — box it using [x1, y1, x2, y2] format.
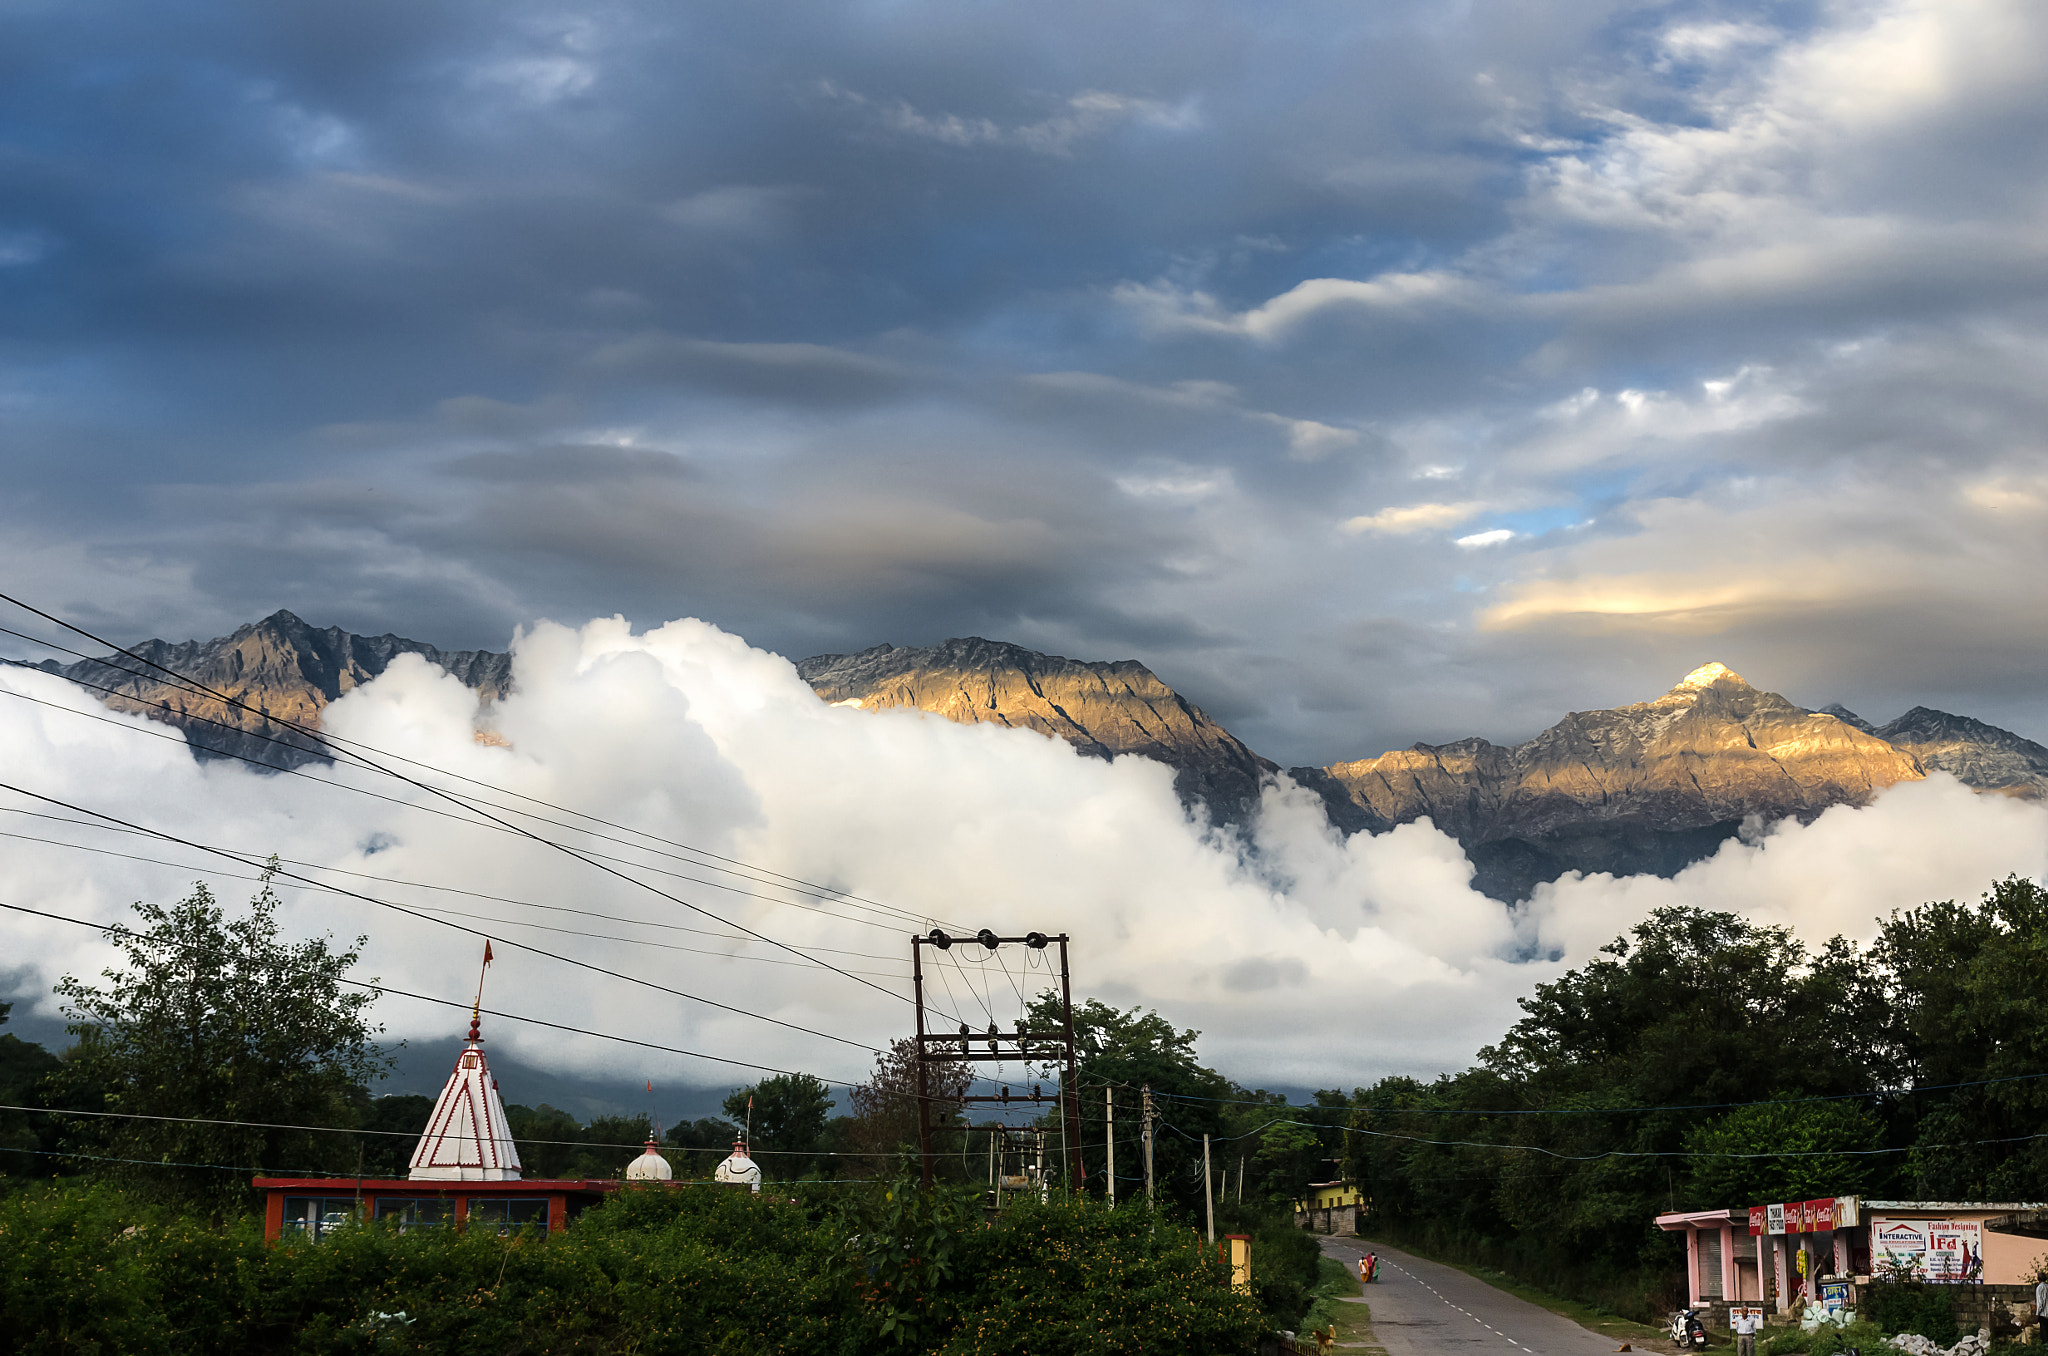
[409, 944, 520, 1181]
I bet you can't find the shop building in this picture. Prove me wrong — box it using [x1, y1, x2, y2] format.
[1655, 1197, 2048, 1329]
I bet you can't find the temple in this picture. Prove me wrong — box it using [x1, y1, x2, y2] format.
[253, 1006, 720, 1242]
[407, 1013, 521, 1180]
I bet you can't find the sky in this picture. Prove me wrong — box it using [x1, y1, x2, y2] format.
[2, 0, 2046, 766]
[4, 1, 2048, 1117]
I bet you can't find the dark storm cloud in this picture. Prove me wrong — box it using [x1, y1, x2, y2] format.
[4, 0, 2048, 767]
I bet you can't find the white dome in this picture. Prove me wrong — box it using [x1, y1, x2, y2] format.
[625, 1143, 673, 1181]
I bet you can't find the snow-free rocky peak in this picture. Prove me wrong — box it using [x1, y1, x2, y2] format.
[34, 619, 2046, 902]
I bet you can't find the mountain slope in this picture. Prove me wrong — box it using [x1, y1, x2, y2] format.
[38, 609, 511, 767]
[796, 638, 1288, 821]
[1320, 664, 1928, 900]
[30, 614, 2044, 904]
[1866, 706, 2048, 799]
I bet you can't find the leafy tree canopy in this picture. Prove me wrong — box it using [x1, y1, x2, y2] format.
[51, 876, 388, 1207]
[725, 1073, 834, 1176]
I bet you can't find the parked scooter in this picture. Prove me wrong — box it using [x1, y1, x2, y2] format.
[1669, 1309, 1709, 1349]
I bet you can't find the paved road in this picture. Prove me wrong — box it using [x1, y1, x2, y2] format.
[1319, 1238, 1635, 1356]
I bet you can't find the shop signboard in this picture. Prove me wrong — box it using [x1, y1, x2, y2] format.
[1767, 1203, 1787, 1235]
[1820, 1282, 1850, 1315]
[1926, 1222, 1982, 1284]
[1835, 1197, 1860, 1229]
[1808, 1199, 1836, 1232]
[1874, 1220, 1928, 1277]
[1750, 1206, 1769, 1237]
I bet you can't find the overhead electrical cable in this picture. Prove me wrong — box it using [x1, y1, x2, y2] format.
[0, 784, 882, 1053]
[0, 601, 960, 935]
[0, 897, 865, 1085]
[1146, 1075, 2048, 1116]
[1156, 1115, 2048, 1162]
[0, 1104, 970, 1159]
[0, 613, 932, 988]
[0, 670, 927, 938]
[0, 810, 915, 968]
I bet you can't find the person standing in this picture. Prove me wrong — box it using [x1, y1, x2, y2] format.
[1734, 1307, 1759, 1356]
[2033, 1275, 2046, 1344]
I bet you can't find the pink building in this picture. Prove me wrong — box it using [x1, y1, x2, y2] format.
[1655, 1197, 2048, 1326]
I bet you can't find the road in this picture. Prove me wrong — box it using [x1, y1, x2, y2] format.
[1318, 1238, 1636, 1356]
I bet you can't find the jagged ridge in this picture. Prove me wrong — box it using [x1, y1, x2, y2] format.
[37, 609, 510, 768]
[28, 616, 2044, 905]
[1318, 663, 1929, 900]
[796, 638, 1282, 820]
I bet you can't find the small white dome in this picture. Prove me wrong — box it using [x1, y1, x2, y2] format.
[625, 1142, 673, 1181]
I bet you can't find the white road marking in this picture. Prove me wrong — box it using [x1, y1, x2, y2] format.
[1385, 1258, 1529, 1350]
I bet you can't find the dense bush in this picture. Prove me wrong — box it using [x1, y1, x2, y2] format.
[1212, 1198, 1322, 1328]
[0, 1179, 1266, 1355]
[1762, 1318, 1888, 1356]
[1863, 1282, 1961, 1345]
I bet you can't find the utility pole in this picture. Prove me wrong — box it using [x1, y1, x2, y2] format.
[1204, 1133, 1214, 1242]
[912, 939, 932, 1190]
[1141, 1085, 1155, 1204]
[1105, 1087, 1116, 1205]
[909, 929, 1081, 1192]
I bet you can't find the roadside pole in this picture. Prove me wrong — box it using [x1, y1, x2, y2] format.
[1106, 1088, 1116, 1205]
[1141, 1085, 1155, 1204]
[1204, 1133, 1214, 1242]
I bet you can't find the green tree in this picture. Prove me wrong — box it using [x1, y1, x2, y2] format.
[1874, 875, 2048, 1198]
[845, 1036, 970, 1181]
[1683, 1094, 1885, 1206]
[51, 877, 388, 1208]
[0, 1001, 64, 1176]
[1029, 994, 1235, 1212]
[724, 1073, 833, 1177]
[351, 1091, 434, 1177]
[667, 1114, 743, 1176]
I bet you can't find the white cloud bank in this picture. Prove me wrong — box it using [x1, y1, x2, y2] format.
[2, 615, 2044, 1097]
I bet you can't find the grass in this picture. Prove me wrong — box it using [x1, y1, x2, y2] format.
[1301, 1255, 1379, 1350]
[1354, 1229, 1671, 1347]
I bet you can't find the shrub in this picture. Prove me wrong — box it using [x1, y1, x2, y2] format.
[0, 1180, 1264, 1355]
[1863, 1282, 1960, 1346]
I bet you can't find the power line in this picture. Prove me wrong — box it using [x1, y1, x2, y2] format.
[0, 809, 962, 1026]
[0, 615, 910, 1004]
[1148, 1071, 2048, 1117]
[0, 815, 917, 975]
[0, 601, 960, 938]
[0, 896, 865, 1086]
[3, 903, 1042, 1116]
[0, 667, 929, 939]
[0, 785, 882, 1054]
[0, 1104, 948, 1159]
[1169, 1113, 2048, 1162]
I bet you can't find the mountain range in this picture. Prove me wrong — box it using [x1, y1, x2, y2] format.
[23, 611, 2048, 902]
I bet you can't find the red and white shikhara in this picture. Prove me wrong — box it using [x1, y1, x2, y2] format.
[407, 1009, 522, 1181]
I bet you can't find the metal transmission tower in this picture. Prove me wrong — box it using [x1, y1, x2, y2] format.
[910, 929, 1083, 1192]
